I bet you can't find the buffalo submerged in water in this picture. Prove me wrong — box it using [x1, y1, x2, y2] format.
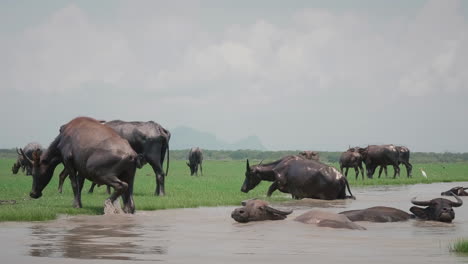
[241, 158, 355, 200]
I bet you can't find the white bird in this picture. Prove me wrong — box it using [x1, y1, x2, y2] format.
[420, 168, 427, 178]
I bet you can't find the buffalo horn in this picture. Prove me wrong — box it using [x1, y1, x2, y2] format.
[265, 206, 293, 216]
[258, 159, 264, 165]
[463, 187, 468, 190]
[246, 159, 251, 172]
[19, 148, 34, 164]
[411, 197, 432, 206]
[450, 192, 463, 207]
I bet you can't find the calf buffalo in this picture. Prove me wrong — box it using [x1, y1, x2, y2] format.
[12, 142, 43, 175]
[242, 158, 355, 200]
[358, 145, 400, 179]
[187, 147, 203, 176]
[231, 199, 292, 223]
[22, 117, 143, 213]
[441, 187, 468, 196]
[339, 147, 365, 180]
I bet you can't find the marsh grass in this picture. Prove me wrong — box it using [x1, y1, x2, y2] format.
[450, 239, 468, 254]
[0, 159, 467, 221]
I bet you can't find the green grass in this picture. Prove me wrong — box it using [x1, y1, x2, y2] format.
[0, 159, 467, 222]
[450, 239, 468, 254]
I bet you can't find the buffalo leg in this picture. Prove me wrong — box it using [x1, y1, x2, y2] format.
[105, 176, 129, 204]
[200, 162, 203, 176]
[403, 161, 412, 178]
[344, 167, 349, 178]
[57, 168, 69, 194]
[68, 169, 83, 208]
[359, 164, 365, 180]
[267, 182, 278, 197]
[121, 178, 135, 214]
[88, 182, 97, 193]
[147, 151, 166, 196]
[354, 166, 359, 180]
[392, 164, 400, 179]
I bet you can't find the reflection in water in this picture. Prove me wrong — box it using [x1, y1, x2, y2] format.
[28, 216, 168, 261]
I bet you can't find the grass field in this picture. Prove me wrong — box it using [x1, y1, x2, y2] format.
[451, 239, 468, 254]
[0, 159, 467, 222]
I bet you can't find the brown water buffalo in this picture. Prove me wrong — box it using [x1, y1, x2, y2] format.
[57, 120, 171, 196]
[187, 147, 203, 176]
[21, 117, 143, 213]
[377, 146, 413, 178]
[358, 145, 400, 179]
[231, 199, 292, 223]
[241, 155, 306, 197]
[339, 194, 463, 223]
[12, 143, 43, 175]
[339, 147, 365, 180]
[298, 151, 320, 161]
[295, 210, 366, 230]
[441, 187, 468, 196]
[242, 158, 355, 200]
[410, 194, 463, 223]
[340, 206, 413, 222]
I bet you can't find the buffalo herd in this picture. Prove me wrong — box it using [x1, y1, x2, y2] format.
[10, 116, 466, 228]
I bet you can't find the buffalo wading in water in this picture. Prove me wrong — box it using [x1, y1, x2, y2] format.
[57, 120, 170, 196]
[358, 145, 400, 179]
[12, 142, 43, 175]
[441, 187, 468, 196]
[339, 206, 413, 222]
[22, 116, 143, 213]
[187, 147, 203, 176]
[231, 199, 292, 223]
[339, 147, 365, 180]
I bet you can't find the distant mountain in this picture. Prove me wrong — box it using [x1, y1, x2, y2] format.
[170, 126, 266, 150]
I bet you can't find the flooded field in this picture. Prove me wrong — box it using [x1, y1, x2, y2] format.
[1, 182, 468, 264]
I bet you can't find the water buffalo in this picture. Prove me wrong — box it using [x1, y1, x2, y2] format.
[12, 143, 43, 175]
[339, 147, 365, 180]
[231, 200, 364, 230]
[441, 187, 468, 196]
[241, 155, 305, 197]
[57, 120, 171, 196]
[187, 147, 203, 176]
[242, 158, 355, 200]
[231, 199, 292, 223]
[340, 194, 463, 223]
[410, 194, 463, 223]
[340, 206, 413, 222]
[377, 146, 413, 178]
[298, 151, 320, 161]
[358, 145, 400, 179]
[22, 117, 143, 213]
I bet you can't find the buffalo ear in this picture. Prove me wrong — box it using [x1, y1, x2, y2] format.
[410, 206, 430, 220]
[246, 159, 251, 172]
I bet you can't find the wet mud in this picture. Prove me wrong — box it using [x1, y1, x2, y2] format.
[1, 181, 468, 263]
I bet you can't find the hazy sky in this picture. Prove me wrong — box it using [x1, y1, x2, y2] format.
[1, 0, 468, 152]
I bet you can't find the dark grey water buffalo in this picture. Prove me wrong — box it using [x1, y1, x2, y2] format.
[187, 147, 203, 176]
[21, 117, 143, 213]
[441, 187, 468, 196]
[339, 147, 365, 180]
[358, 145, 400, 179]
[410, 194, 463, 223]
[340, 206, 413, 222]
[340, 194, 463, 223]
[242, 158, 355, 200]
[298, 151, 320, 161]
[241, 155, 306, 197]
[57, 120, 171, 196]
[377, 146, 413, 178]
[12, 143, 43, 175]
[231, 199, 292, 223]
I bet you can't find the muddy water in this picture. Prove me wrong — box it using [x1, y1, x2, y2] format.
[1, 182, 468, 264]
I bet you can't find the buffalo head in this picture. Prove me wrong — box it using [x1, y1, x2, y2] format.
[298, 151, 319, 161]
[410, 193, 463, 223]
[241, 159, 262, 193]
[231, 199, 292, 223]
[441, 187, 468, 196]
[186, 162, 198, 176]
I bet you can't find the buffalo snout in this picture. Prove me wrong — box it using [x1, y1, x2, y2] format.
[231, 208, 249, 223]
[29, 191, 42, 199]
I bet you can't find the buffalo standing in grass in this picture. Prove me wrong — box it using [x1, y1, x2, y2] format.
[339, 147, 365, 180]
[339, 193, 463, 223]
[377, 146, 413, 178]
[242, 158, 355, 200]
[187, 147, 203, 176]
[57, 120, 171, 196]
[358, 145, 400, 179]
[22, 117, 143, 213]
[12, 143, 43, 175]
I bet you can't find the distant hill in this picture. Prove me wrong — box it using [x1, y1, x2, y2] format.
[170, 126, 266, 150]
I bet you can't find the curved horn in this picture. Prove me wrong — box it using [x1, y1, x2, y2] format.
[411, 197, 432, 206]
[450, 192, 463, 207]
[246, 159, 251, 172]
[265, 206, 293, 215]
[463, 187, 468, 190]
[19, 148, 33, 164]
